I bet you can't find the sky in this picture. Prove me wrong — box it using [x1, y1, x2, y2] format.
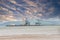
[0, 0, 60, 26]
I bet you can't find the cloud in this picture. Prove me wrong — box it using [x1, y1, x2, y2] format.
[9, 0, 17, 4]
[0, 0, 59, 22]
[0, 15, 16, 21]
[23, 0, 37, 7]
[0, 7, 8, 11]
[3, 4, 16, 10]
[8, 0, 23, 7]
[43, 17, 60, 21]
[0, 6, 17, 21]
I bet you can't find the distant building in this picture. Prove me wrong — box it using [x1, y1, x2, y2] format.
[35, 19, 41, 26]
[24, 18, 30, 26]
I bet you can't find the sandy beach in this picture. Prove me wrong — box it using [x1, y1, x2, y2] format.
[0, 26, 60, 40]
[0, 34, 60, 40]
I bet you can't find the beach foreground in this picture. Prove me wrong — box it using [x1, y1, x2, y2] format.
[0, 34, 60, 40]
[0, 26, 60, 40]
